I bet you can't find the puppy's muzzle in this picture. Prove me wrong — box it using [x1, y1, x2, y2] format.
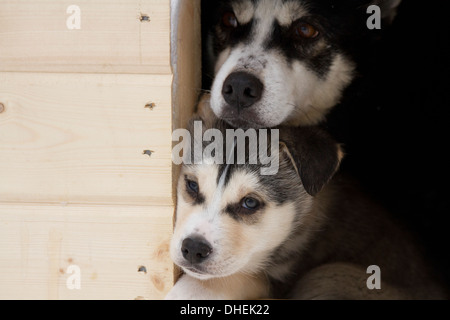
[181, 237, 213, 265]
[222, 71, 264, 110]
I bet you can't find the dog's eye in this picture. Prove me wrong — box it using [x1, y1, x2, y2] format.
[294, 22, 319, 39]
[186, 180, 199, 194]
[242, 197, 260, 210]
[222, 12, 238, 28]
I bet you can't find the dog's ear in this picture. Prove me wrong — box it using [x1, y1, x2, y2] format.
[371, 0, 402, 24]
[280, 127, 344, 196]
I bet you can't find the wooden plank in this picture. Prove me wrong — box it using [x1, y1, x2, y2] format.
[171, 0, 202, 207]
[172, 0, 202, 131]
[0, 203, 174, 300]
[0, 72, 174, 206]
[0, 0, 171, 74]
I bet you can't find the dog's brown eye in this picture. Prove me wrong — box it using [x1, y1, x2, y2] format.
[294, 22, 319, 39]
[222, 12, 238, 28]
[242, 197, 260, 210]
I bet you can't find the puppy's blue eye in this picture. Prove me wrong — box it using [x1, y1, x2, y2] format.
[187, 180, 199, 193]
[242, 197, 260, 210]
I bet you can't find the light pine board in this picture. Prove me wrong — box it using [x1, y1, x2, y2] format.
[0, 0, 171, 74]
[0, 72, 173, 206]
[0, 0, 202, 300]
[171, 0, 202, 202]
[0, 203, 174, 300]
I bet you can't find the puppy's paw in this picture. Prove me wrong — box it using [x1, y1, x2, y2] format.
[164, 275, 225, 300]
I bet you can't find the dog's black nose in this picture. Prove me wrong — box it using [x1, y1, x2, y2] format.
[181, 237, 213, 265]
[222, 72, 264, 110]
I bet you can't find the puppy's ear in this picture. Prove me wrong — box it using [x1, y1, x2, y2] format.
[280, 127, 344, 196]
[371, 0, 402, 24]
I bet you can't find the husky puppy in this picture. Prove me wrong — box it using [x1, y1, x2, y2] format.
[204, 0, 402, 128]
[165, 113, 446, 300]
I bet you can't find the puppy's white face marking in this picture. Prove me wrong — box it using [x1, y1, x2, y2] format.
[171, 161, 306, 280]
[276, 1, 309, 26]
[210, 0, 355, 127]
[233, 0, 307, 28]
[232, 0, 254, 25]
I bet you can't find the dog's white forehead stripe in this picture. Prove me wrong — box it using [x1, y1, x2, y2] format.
[221, 169, 261, 206]
[207, 164, 230, 218]
[207, 137, 236, 216]
[277, 1, 309, 26]
[232, 0, 308, 27]
[232, 0, 254, 25]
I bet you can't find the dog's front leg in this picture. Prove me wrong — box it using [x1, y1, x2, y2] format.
[165, 273, 270, 300]
[165, 274, 223, 300]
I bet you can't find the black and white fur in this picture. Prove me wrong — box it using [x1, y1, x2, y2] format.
[205, 0, 402, 128]
[165, 112, 446, 300]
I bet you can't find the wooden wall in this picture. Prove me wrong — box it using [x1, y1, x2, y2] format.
[0, 0, 201, 299]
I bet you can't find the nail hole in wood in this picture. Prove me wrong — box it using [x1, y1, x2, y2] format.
[145, 102, 156, 110]
[138, 266, 147, 274]
[140, 14, 150, 22]
[143, 150, 154, 158]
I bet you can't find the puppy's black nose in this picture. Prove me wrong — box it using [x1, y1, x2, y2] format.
[222, 72, 264, 110]
[181, 237, 213, 265]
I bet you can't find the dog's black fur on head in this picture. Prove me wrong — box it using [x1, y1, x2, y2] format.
[186, 115, 342, 199]
[205, 0, 399, 74]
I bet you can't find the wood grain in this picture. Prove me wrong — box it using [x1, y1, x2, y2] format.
[0, 0, 171, 74]
[171, 0, 202, 206]
[0, 72, 174, 206]
[0, 203, 174, 300]
[0, 0, 202, 300]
